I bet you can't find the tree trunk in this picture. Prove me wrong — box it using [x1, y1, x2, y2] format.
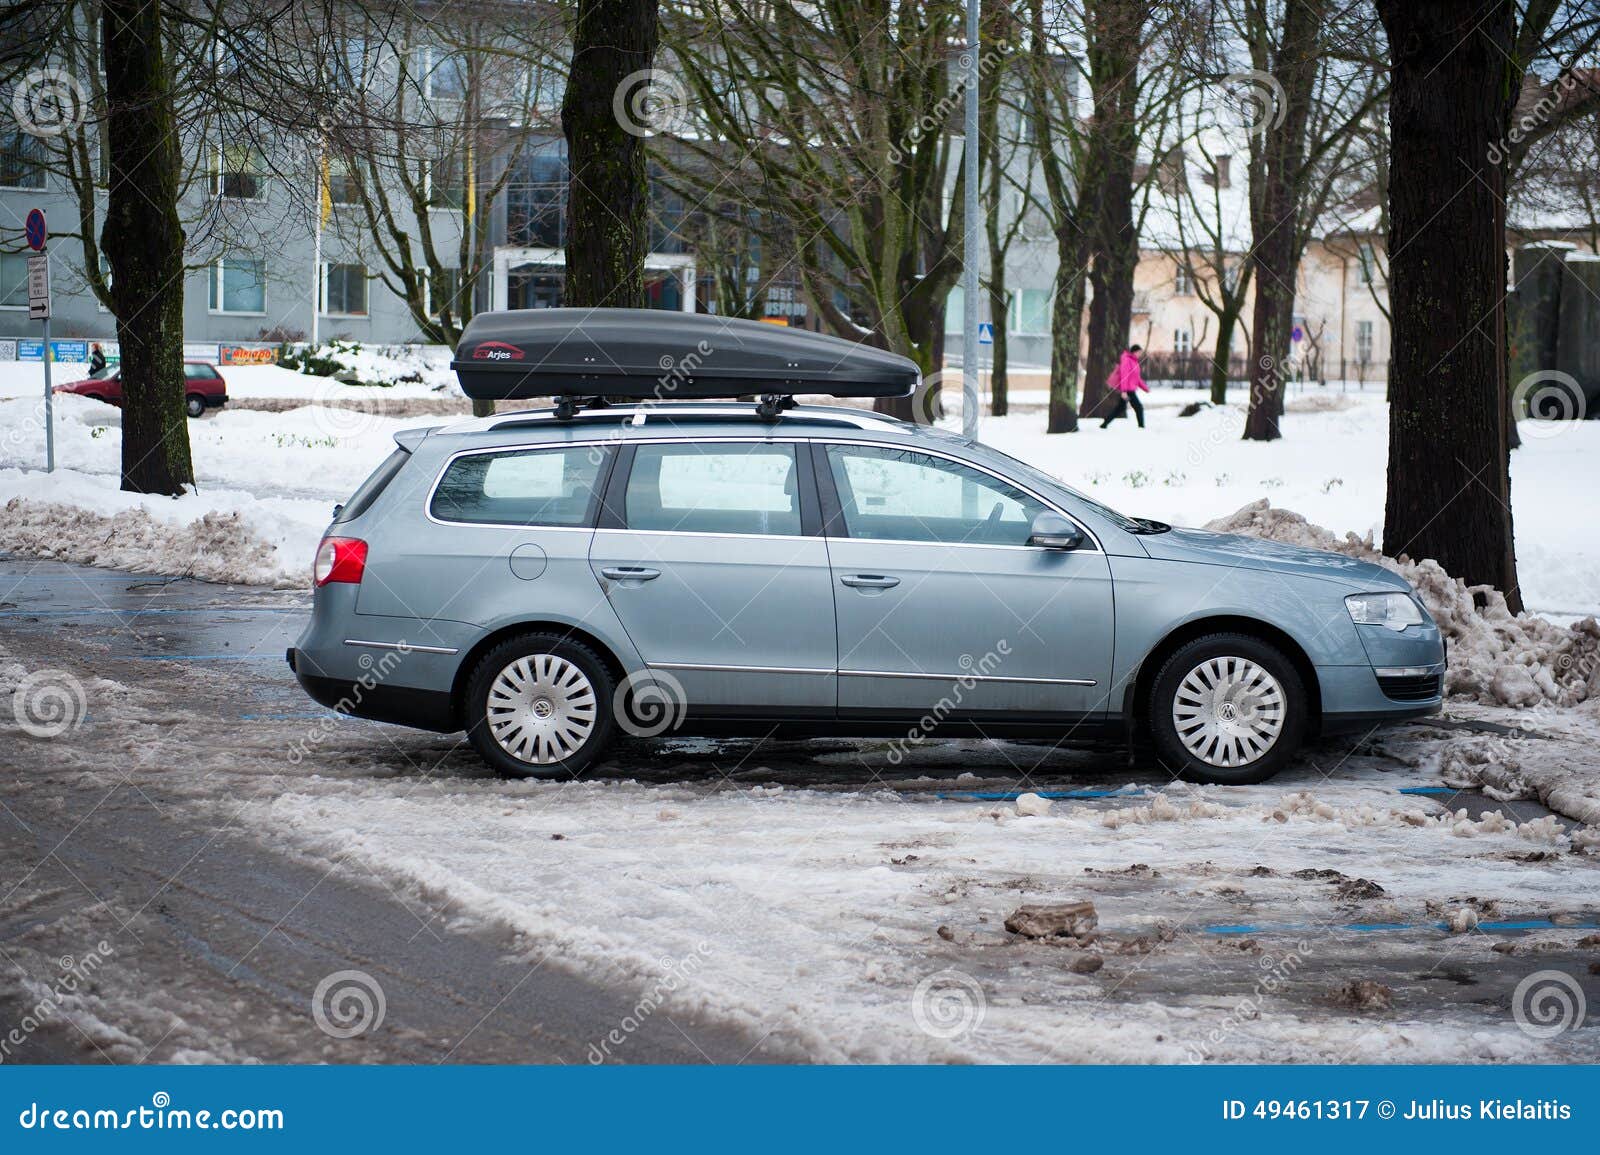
[101, 0, 192, 496]
[986, 267, 1009, 418]
[561, 0, 659, 308]
[1046, 225, 1089, 433]
[1242, 0, 1326, 441]
[1377, 0, 1520, 608]
[1079, 0, 1142, 422]
[1209, 306, 1238, 405]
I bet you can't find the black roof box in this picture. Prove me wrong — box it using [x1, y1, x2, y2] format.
[452, 308, 919, 401]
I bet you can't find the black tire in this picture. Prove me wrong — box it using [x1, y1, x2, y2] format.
[464, 633, 616, 779]
[185, 394, 206, 418]
[1147, 632, 1307, 785]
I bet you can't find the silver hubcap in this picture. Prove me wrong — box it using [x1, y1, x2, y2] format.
[1171, 656, 1286, 768]
[486, 654, 597, 765]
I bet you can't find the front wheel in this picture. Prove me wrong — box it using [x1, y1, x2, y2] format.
[1148, 633, 1307, 785]
[185, 394, 206, 418]
[465, 633, 616, 779]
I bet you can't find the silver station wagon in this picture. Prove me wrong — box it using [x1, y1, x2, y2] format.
[287, 310, 1444, 785]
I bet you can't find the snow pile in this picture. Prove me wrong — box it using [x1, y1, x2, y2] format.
[280, 342, 456, 391]
[1432, 731, 1600, 828]
[0, 497, 290, 586]
[1206, 500, 1600, 709]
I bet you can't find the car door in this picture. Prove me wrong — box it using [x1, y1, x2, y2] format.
[588, 439, 837, 714]
[816, 441, 1114, 722]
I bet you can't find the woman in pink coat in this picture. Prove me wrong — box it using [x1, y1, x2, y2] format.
[1099, 344, 1149, 429]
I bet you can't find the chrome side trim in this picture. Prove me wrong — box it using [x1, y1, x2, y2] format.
[343, 639, 459, 655]
[839, 669, 1097, 686]
[650, 661, 834, 676]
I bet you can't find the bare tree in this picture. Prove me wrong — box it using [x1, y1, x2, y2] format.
[665, 0, 971, 417]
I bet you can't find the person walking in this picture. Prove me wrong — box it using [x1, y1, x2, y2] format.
[88, 342, 108, 378]
[1099, 344, 1148, 428]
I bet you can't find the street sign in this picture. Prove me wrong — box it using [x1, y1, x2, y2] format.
[27, 252, 50, 320]
[977, 322, 994, 346]
[24, 208, 46, 252]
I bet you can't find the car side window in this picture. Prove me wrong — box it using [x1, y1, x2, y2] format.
[431, 445, 609, 527]
[824, 444, 1046, 545]
[182, 364, 216, 380]
[625, 443, 803, 536]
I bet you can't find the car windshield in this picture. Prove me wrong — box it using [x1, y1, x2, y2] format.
[933, 433, 1169, 534]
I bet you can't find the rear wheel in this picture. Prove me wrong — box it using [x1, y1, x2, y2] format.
[1148, 633, 1307, 785]
[465, 633, 616, 779]
[185, 394, 206, 418]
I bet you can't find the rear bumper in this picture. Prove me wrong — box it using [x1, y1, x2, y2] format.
[287, 646, 457, 732]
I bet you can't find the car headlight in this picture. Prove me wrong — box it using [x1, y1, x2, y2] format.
[1345, 592, 1424, 631]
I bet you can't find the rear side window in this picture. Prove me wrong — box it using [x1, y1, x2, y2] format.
[431, 445, 609, 527]
[624, 443, 802, 536]
[334, 448, 410, 524]
[183, 363, 219, 380]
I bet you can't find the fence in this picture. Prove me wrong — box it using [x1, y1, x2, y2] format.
[1140, 350, 1389, 390]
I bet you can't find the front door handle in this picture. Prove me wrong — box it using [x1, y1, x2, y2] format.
[601, 566, 661, 582]
[840, 574, 900, 589]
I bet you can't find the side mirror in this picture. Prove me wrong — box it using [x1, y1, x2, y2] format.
[1028, 511, 1084, 550]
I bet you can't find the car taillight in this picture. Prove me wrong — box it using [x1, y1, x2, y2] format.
[314, 537, 367, 586]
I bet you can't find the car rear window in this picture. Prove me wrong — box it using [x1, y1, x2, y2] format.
[183, 364, 219, 380]
[334, 448, 410, 524]
[430, 445, 610, 527]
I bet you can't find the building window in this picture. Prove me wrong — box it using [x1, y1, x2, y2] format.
[423, 47, 468, 102]
[1018, 288, 1050, 334]
[1356, 319, 1374, 365]
[0, 252, 29, 308]
[210, 258, 266, 313]
[425, 153, 467, 211]
[215, 144, 265, 200]
[1358, 243, 1377, 286]
[1174, 262, 1193, 296]
[325, 159, 361, 206]
[321, 262, 368, 316]
[1174, 327, 1192, 355]
[1, 132, 46, 189]
[427, 267, 464, 317]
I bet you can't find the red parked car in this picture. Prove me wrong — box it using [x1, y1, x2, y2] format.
[55, 362, 228, 419]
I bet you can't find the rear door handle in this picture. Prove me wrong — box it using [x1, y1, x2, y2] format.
[601, 566, 661, 582]
[840, 574, 900, 589]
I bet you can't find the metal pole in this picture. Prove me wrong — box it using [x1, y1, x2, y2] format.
[41, 250, 54, 473]
[961, 0, 980, 441]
